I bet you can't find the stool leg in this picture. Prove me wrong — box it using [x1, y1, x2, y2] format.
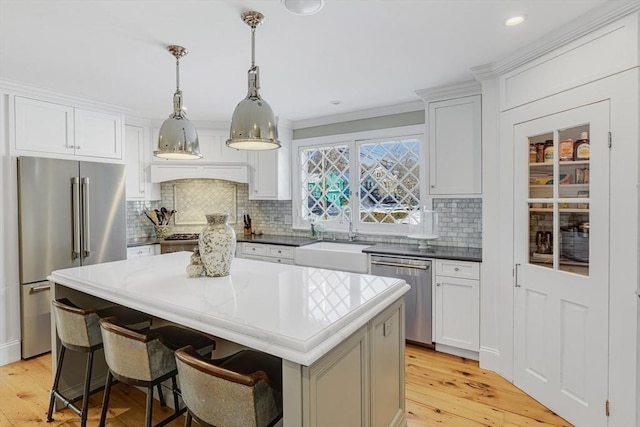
[157, 383, 166, 406]
[185, 412, 192, 427]
[145, 385, 154, 427]
[171, 376, 180, 413]
[98, 371, 114, 427]
[46, 346, 66, 422]
[80, 350, 95, 427]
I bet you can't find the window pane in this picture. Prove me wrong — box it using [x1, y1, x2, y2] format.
[359, 138, 420, 224]
[300, 145, 350, 221]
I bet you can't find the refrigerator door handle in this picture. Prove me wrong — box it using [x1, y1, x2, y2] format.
[72, 177, 81, 259]
[82, 177, 91, 258]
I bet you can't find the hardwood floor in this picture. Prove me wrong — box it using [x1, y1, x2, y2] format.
[0, 345, 571, 426]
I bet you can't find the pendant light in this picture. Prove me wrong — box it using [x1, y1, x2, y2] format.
[154, 45, 202, 159]
[226, 11, 280, 151]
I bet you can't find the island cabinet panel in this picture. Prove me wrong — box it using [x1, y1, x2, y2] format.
[294, 297, 406, 427]
[370, 299, 405, 427]
[306, 326, 369, 427]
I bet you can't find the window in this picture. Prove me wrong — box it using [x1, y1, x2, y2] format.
[293, 125, 424, 234]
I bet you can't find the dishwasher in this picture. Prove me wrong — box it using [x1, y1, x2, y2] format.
[370, 254, 433, 347]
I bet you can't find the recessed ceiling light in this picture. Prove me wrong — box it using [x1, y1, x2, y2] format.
[330, 100, 341, 105]
[505, 15, 526, 26]
[282, 0, 324, 16]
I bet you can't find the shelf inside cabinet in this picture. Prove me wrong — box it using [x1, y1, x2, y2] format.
[529, 208, 589, 213]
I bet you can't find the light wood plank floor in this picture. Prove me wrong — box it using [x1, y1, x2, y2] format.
[0, 345, 571, 426]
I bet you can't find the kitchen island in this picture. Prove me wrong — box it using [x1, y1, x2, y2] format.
[48, 251, 409, 427]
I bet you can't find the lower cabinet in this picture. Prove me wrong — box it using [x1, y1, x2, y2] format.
[298, 297, 405, 427]
[240, 242, 295, 264]
[434, 259, 480, 358]
[126, 244, 160, 259]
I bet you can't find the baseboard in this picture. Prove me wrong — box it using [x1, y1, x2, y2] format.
[479, 345, 501, 373]
[0, 340, 21, 366]
[435, 343, 479, 361]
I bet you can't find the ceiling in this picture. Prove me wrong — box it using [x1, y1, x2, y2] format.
[0, 0, 616, 125]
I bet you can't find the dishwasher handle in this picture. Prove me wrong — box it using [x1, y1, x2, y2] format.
[370, 260, 430, 270]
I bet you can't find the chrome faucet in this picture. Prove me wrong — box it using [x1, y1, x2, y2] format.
[344, 206, 358, 241]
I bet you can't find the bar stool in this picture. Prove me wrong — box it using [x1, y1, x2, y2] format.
[175, 345, 283, 427]
[98, 317, 215, 427]
[46, 298, 152, 426]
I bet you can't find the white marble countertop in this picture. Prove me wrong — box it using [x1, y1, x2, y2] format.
[49, 252, 409, 366]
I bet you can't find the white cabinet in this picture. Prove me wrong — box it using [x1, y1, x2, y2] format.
[434, 259, 480, 358]
[416, 82, 482, 196]
[125, 124, 160, 200]
[241, 242, 295, 264]
[248, 121, 292, 200]
[126, 244, 159, 259]
[14, 96, 123, 160]
[14, 96, 74, 155]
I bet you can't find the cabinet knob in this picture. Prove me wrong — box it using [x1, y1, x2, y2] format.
[430, 185, 435, 188]
[75, 145, 80, 149]
[436, 283, 441, 286]
[454, 267, 460, 271]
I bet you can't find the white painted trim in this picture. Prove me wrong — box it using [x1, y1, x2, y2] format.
[471, 0, 640, 80]
[479, 346, 501, 373]
[435, 343, 479, 361]
[415, 81, 481, 103]
[0, 78, 130, 114]
[292, 100, 424, 130]
[0, 340, 21, 367]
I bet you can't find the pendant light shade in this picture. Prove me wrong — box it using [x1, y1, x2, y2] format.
[226, 11, 280, 151]
[155, 45, 202, 160]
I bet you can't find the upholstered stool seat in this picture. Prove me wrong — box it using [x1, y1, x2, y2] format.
[175, 346, 283, 427]
[46, 298, 152, 426]
[98, 318, 215, 427]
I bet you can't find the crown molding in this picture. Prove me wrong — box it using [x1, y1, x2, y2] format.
[471, 0, 640, 80]
[0, 77, 130, 114]
[415, 80, 481, 102]
[292, 100, 424, 130]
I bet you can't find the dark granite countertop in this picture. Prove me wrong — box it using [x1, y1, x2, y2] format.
[127, 237, 159, 247]
[363, 244, 482, 262]
[236, 234, 318, 247]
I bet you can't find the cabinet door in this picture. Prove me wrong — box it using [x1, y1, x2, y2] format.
[74, 108, 122, 159]
[125, 125, 146, 200]
[125, 124, 160, 200]
[248, 142, 291, 200]
[428, 95, 481, 195]
[513, 101, 609, 426]
[14, 96, 75, 155]
[248, 150, 277, 199]
[370, 301, 405, 427]
[434, 276, 479, 351]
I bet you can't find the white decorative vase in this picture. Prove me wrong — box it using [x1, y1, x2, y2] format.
[199, 213, 236, 277]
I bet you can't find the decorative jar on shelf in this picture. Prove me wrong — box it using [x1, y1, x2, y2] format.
[199, 213, 236, 277]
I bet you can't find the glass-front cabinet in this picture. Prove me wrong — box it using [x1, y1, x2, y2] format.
[527, 125, 591, 276]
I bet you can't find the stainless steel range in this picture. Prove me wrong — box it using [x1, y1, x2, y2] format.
[160, 233, 199, 254]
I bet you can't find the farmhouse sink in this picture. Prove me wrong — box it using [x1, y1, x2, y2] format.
[294, 241, 372, 273]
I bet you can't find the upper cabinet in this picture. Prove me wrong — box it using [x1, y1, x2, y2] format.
[125, 123, 160, 201]
[417, 82, 482, 197]
[14, 96, 123, 160]
[248, 120, 292, 200]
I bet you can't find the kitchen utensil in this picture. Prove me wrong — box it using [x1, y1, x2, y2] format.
[155, 208, 164, 225]
[149, 210, 159, 226]
[143, 211, 156, 225]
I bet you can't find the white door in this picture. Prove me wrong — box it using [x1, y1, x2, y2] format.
[513, 101, 609, 426]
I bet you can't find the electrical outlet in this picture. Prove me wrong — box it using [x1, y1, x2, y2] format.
[383, 319, 393, 337]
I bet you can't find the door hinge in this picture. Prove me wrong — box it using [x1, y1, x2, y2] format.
[605, 399, 610, 416]
[608, 132, 612, 149]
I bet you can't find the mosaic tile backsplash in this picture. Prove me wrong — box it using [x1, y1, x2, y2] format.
[126, 179, 482, 248]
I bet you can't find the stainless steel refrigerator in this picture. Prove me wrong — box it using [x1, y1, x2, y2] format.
[17, 156, 126, 358]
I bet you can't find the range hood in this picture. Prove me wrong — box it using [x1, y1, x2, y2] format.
[150, 164, 248, 183]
